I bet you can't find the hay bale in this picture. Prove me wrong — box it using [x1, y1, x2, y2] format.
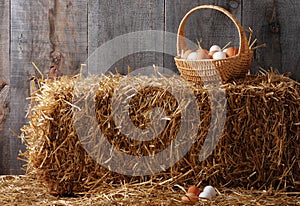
[20, 72, 300, 195]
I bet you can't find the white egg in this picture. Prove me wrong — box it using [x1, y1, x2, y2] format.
[212, 51, 226, 60]
[209, 45, 222, 52]
[187, 50, 209, 60]
[199, 186, 216, 200]
[186, 51, 198, 60]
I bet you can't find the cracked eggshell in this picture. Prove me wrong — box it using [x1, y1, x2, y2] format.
[181, 192, 198, 203]
[199, 186, 216, 200]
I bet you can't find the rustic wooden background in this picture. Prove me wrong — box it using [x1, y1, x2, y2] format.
[0, 0, 299, 174]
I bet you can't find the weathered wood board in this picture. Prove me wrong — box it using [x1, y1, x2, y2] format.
[88, 0, 165, 75]
[10, 1, 47, 174]
[4, 0, 87, 174]
[48, 0, 88, 76]
[0, 0, 299, 174]
[242, 0, 300, 80]
[0, 0, 10, 175]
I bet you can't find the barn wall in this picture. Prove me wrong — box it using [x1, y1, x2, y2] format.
[0, 0, 10, 174]
[0, 0, 299, 174]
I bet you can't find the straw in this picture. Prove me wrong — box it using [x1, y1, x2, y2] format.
[0, 175, 299, 205]
[20, 71, 300, 196]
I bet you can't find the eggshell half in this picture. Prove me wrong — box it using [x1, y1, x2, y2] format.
[199, 186, 216, 200]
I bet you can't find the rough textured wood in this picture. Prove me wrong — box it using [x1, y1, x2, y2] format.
[242, 0, 300, 80]
[8, 0, 87, 174]
[242, 0, 282, 74]
[10, 1, 40, 174]
[0, 2, 10, 81]
[49, 0, 87, 76]
[0, 0, 10, 175]
[275, 0, 300, 80]
[88, 0, 164, 75]
[0, 84, 9, 130]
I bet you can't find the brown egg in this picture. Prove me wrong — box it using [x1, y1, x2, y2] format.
[224, 47, 236, 57]
[187, 185, 201, 196]
[235, 47, 239, 55]
[208, 51, 217, 59]
[181, 195, 191, 203]
[187, 50, 210, 60]
[181, 192, 198, 203]
[202, 49, 209, 55]
[182, 49, 193, 59]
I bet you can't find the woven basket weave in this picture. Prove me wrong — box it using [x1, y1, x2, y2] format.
[174, 5, 253, 84]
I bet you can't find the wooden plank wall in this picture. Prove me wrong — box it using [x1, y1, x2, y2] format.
[0, 0, 10, 174]
[0, 0, 299, 174]
[88, 0, 164, 74]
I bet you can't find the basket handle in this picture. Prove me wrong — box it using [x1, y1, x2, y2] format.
[177, 5, 249, 55]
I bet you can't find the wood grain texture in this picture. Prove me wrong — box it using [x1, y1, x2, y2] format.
[49, 0, 87, 76]
[276, 0, 300, 80]
[10, 1, 39, 174]
[9, 0, 87, 174]
[0, 84, 9, 130]
[243, 0, 300, 80]
[0, 0, 10, 174]
[0, 1, 10, 81]
[88, 0, 164, 75]
[242, 0, 282, 74]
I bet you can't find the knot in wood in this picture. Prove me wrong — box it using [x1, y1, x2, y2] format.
[50, 51, 62, 66]
[269, 21, 280, 33]
[229, 0, 239, 9]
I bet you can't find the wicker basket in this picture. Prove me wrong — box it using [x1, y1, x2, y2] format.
[174, 5, 253, 84]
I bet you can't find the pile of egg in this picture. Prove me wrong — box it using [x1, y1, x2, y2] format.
[181, 44, 239, 60]
[181, 185, 217, 203]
